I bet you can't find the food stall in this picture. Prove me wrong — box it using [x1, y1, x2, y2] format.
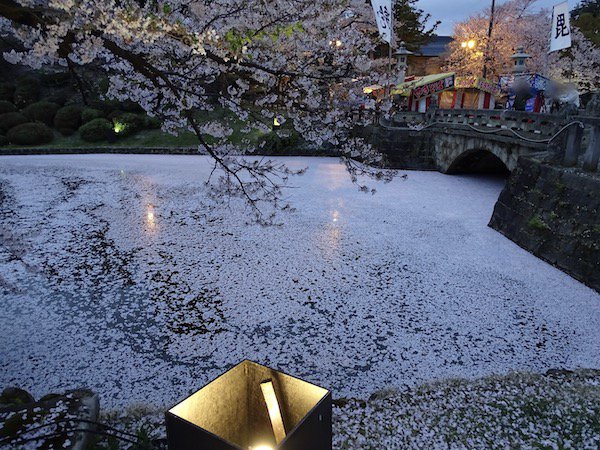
[452, 76, 501, 110]
[392, 73, 455, 112]
[498, 73, 551, 112]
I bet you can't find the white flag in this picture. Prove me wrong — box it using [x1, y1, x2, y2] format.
[371, 0, 393, 44]
[550, 1, 572, 53]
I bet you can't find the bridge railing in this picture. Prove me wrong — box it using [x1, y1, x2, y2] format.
[386, 108, 599, 173]
[432, 109, 561, 139]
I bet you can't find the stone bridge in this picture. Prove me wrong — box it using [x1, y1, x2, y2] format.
[366, 109, 600, 174]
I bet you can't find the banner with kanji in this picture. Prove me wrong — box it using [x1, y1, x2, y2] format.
[370, 0, 393, 44]
[550, 2, 572, 53]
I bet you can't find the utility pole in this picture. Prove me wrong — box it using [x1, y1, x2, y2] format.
[482, 0, 496, 79]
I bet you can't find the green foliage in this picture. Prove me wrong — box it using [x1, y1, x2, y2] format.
[7, 122, 54, 145]
[54, 105, 82, 135]
[572, 1, 600, 46]
[81, 107, 105, 124]
[22, 101, 60, 126]
[0, 83, 14, 102]
[13, 78, 40, 107]
[144, 115, 162, 130]
[260, 131, 300, 153]
[79, 118, 114, 142]
[39, 71, 72, 88]
[0, 135, 8, 146]
[0, 101, 16, 114]
[0, 112, 28, 134]
[112, 112, 145, 136]
[394, 0, 441, 51]
[43, 90, 71, 106]
[528, 216, 551, 232]
[223, 22, 304, 54]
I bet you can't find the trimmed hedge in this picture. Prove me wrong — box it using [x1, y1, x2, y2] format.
[54, 105, 82, 135]
[0, 112, 28, 134]
[0, 83, 14, 102]
[81, 107, 105, 124]
[40, 71, 72, 87]
[112, 112, 145, 136]
[79, 118, 114, 142]
[13, 79, 40, 107]
[0, 135, 8, 146]
[22, 101, 60, 126]
[144, 115, 162, 130]
[260, 131, 300, 153]
[0, 101, 16, 114]
[7, 123, 54, 145]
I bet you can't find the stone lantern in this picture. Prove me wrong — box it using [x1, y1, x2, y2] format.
[511, 47, 531, 74]
[394, 42, 414, 84]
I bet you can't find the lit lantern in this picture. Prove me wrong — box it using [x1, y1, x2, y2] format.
[166, 360, 332, 450]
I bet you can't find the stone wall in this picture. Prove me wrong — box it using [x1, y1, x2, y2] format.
[490, 157, 600, 292]
[361, 125, 437, 170]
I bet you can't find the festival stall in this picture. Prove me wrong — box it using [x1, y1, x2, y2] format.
[498, 73, 550, 112]
[392, 72, 455, 112]
[452, 76, 501, 110]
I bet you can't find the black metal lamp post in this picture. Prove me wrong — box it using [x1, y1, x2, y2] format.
[166, 360, 332, 450]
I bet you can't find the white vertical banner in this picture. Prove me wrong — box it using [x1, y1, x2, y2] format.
[370, 0, 393, 44]
[550, 1, 572, 52]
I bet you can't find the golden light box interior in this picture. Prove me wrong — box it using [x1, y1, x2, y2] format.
[168, 360, 330, 449]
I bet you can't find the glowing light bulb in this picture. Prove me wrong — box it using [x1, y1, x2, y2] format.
[461, 41, 467, 48]
[250, 446, 273, 450]
[113, 121, 126, 134]
[467, 40, 476, 49]
[335, 40, 342, 47]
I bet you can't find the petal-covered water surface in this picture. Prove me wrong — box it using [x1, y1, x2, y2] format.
[0, 155, 598, 409]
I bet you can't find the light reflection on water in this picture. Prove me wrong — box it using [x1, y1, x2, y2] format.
[146, 205, 156, 230]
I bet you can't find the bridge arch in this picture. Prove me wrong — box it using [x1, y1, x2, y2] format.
[445, 148, 510, 175]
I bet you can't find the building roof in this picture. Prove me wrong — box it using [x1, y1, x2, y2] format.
[415, 36, 454, 57]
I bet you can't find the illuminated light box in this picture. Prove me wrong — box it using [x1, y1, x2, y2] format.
[166, 360, 332, 450]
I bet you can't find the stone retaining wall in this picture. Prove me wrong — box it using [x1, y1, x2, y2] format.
[490, 157, 600, 292]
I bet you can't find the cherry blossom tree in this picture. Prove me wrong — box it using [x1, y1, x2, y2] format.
[442, 0, 550, 80]
[548, 27, 600, 93]
[0, 0, 395, 223]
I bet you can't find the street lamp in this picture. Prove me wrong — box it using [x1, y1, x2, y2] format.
[461, 40, 476, 49]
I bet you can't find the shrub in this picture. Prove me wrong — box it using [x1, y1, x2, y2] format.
[40, 71, 72, 87]
[13, 78, 40, 107]
[7, 123, 54, 146]
[0, 101, 16, 114]
[0, 83, 14, 102]
[107, 109, 125, 121]
[81, 107, 105, 124]
[121, 100, 144, 113]
[0, 112, 27, 134]
[0, 135, 8, 146]
[144, 115, 162, 130]
[79, 118, 114, 142]
[112, 112, 145, 136]
[54, 105, 82, 135]
[260, 131, 300, 153]
[22, 101, 60, 126]
[43, 91, 70, 106]
[94, 99, 121, 115]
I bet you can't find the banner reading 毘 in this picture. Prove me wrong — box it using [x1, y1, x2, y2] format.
[550, 1, 571, 53]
